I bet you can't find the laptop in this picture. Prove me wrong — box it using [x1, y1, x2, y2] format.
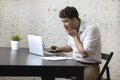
[27, 35, 66, 56]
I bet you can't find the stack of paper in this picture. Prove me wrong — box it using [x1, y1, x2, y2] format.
[41, 56, 74, 60]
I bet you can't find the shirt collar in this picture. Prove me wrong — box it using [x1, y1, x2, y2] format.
[79, 20, 85, 34]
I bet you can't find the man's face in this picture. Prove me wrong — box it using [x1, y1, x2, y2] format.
[60, 17, 75, 30]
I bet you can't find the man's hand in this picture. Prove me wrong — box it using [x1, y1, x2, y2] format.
[48, 45, 61, 52]
[48, 44, 72, 52]
[65, 27, 78, 38]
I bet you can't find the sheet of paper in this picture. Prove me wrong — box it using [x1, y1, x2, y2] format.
[41, 56, 74, 60]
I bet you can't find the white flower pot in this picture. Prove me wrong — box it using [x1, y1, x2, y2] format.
[11, 41, 19, 50]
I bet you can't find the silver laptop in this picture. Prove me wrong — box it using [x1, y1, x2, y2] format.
[27, 35, 67, 56]
[28, 35, 44, 56]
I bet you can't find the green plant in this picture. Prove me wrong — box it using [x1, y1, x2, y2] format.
[11, 34, 21, 41]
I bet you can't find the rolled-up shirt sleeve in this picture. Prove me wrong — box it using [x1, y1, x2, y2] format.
[83, 26, 101, 55]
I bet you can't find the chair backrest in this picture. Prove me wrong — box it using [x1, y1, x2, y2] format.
[97, 52, 114, 80]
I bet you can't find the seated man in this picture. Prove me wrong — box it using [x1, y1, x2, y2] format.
[42, 6, 101, 80]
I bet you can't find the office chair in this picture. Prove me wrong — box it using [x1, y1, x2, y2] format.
[67, 52, 114, 80]
[97, 52, 113, 80]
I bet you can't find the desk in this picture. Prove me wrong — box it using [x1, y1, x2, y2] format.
[0, 47, 84, 80]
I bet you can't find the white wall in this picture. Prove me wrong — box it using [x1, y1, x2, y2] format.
[0, 0, 120, 80]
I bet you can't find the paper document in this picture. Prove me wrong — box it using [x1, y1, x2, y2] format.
[41, 56, 74, 60]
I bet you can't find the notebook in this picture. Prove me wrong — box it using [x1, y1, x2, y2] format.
[27, 35, 67, 57]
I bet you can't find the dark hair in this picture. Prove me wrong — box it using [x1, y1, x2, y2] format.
[59, 6, 79, 19]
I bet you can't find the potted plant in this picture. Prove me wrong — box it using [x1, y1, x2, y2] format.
[11, 34, 21, 50]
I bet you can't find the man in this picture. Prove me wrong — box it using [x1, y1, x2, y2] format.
[42, 6, 101, 80]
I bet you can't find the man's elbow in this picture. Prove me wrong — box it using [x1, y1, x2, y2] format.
[82, 52, 88, 58]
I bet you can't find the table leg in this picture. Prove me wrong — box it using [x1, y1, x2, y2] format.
[41, 76, 55, 80]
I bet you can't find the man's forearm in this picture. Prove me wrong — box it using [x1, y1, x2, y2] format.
[60, 44, 72, 52]
[74, 36, 88, 58]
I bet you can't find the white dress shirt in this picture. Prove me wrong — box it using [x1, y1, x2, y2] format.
[68, 20, 101, 63]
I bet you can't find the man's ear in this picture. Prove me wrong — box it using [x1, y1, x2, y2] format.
[73, 17, 77, 22]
